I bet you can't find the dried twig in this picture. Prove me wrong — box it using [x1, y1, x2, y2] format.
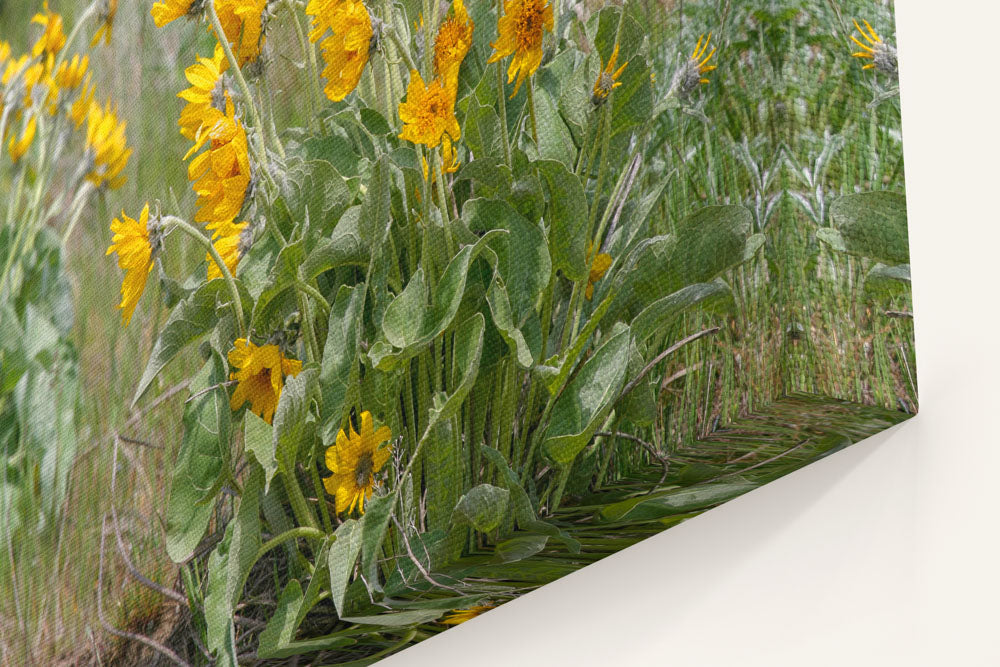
[620, 327, 721, 401]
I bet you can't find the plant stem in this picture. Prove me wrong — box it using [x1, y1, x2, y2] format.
[255, 526, 327, 562]
[285, 0, 324, 131]
[163, 215, 246, 336]
[526, 77, 540, 146]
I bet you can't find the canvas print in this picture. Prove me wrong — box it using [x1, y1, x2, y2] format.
[0, 0, 915, 663]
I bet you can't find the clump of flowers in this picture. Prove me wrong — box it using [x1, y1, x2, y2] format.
[489, 0, 553, 97]
[434, 0, 474, 92]
[84, 101, 132, 189]
[177, 44, 229, 141]
[306, 0, 373, 102]
[323, 411, 393, 515]
[213, 0, 268, 67]
[851, 18, 897, 76]
[185, 94, 252, 231]
[398, 69, 460, 148]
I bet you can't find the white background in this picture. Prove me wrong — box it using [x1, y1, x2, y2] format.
[386, 3, 1000, 665]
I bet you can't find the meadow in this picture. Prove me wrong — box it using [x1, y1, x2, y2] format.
[0, 0, 913, 664]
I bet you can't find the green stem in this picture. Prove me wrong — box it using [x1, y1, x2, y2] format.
[434, 153, 456, 258]
[494, 0, 512, 166]
[283, 470, 320, 530]
[255, 526, 326, 562]
[526, 76, 540, 146]
[285, 0, 324, 131]
[386, 28, 420, 75]
[164, 215, 246, 336]
[296, 280, 332, 318]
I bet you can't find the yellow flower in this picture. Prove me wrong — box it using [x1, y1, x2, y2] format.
[53, 54, 89, 91]
[105, 203, 156, 327]
[434, 0, 474, 98]
[69, 75, 95, 127]
[178, 44, 229, 141]
[323, 411, 392, 515]
[213, 0, 268, 67]
[306, 0, 373, 102]
[151, 0, 200, 28]
[440, 603, 495, 625]
[592, 43, 627, 105]
[92, 0, 118, 47]
[421, 134, 460, 181]
[585, 241, 611, 301]
[186, 94, 252, 229]
[0, 41, 10, 65]
[7, 115, 37, 163]
[488, 0, 553, 98]
[85, 101, 131, 189]
[228, 338, 303, 424]
[398, 69, 461, 148]
[690, 33, 716, 85]
[851, 19, 897, 75]
[206, 220, 247, 280]
[30, 2, 66, 60]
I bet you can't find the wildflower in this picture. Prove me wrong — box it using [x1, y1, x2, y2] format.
[69, 75, 95, 127]
[228, 338, 303, 424]
[85, 101, 131, 189]
[177, 44, 229, 141]
[398, 69, 460, 148]
[851, 19, 897, 76]
[92, 0, 118, 47]
[151, 0, 202, 28]
[306, 0, 373, 102]
[213, 0, 268, 67]
[434, 0, 474, 97]
[7, 115, 37, 163]
[323, 411, 392, 515]
[206, 219, 247, 280]
[440, 603, 495, 625]
[30, 3, 66, 60]
[106, 203, 159, 326]
[53, 54, 89, 91]
[421, 134, 460, 182]
[186, 94, 252, 229]
[592, 43, 627, 106]
[488, 0, 553, 97]
[670, 33, 716, 99]
[585, 241, 611, 301]
[0, 41, 10, 65]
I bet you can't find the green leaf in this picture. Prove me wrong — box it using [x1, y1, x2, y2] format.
[359, 155, 393, 249]
[464, 95, 504, 160]
[320, 284, 366, 439]
[536, 160, 588, 281]
[631, 281, 734, 344]
[829, 191, 909, 264]
[258, 580, 304, 659]
[495, 534, 548, 563]
[300, 206, 369, 281]
[532, 84, 576, 165]
[479, 445, 535, 526]
[244, 411, 276, 492]
[251, 240, 306, 328]
[360, 493, 394, 590]
[428, 313, 485, 424]
[816, 227, 846, 252]
[452, 484, 510, 533]
[132, 279, 239, 407]
[205, 465, 262, 655]
[341, 609, 443, 627]
[543, 324, 631, 466]
[165, 355, 230, 563]
[600, 481, 757, 522]
[273, 368, 319, 475]
[328, 518, 363, 618]
[864, 263, 911, 300]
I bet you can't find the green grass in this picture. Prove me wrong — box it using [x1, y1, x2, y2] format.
[0, 0, 913, 663]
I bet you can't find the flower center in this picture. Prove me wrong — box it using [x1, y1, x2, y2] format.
[355, 451, 374, 487]
[515, 2, 545, 50]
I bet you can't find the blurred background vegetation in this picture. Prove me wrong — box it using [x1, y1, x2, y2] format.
[0, 0, 909, 663]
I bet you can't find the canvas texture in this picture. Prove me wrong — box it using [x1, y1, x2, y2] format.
[0, 0, 914, 663]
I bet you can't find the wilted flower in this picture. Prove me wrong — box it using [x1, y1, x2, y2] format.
[92, 0, 118, 46]
[85, 101, 132, 189]
[398, 69, 460, 148]
[323, 411, 393, 515]
[186, 94, 252, 230]
[106, 203, 159, 326]
[434, 0, 474, 98]
[585, 241, 612, 301]
[228, 338, 303, 424]
[670, 33, 716, 99]
[213, 0, 268, 67]
[206, 219, 247, 280]
[592, 43, 627, 105]
[7, 115, 37, 163]
[851, 19, 897, 76]
[440, 603, 495, 625]
[151, 0, 204, 28]
[177, 44, 229, 141]
[488, 0, 553, 97]
[30, 2, 66, 60]
[306, 0, 373, 102]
